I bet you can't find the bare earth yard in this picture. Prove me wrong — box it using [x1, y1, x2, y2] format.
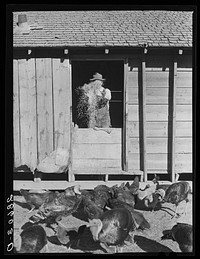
[14, 192, 192, 254]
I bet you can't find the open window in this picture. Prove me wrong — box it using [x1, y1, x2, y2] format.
[71, 60, 124, 128]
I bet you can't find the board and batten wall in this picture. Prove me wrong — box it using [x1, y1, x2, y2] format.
[127, 54, 192, 180]
[13, 57, 71, 170]
[13, 52, 192, 180]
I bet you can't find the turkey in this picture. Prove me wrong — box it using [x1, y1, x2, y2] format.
[125, 176, 140, 195]
[107, 198, 150, 230]
[56, 222, 87, 249]
[29, 188, 82, 227]
[16, 225, 48, 253]
[135, 174, 159, 201]
[93, 185, 114, 209]
[64, 185, 82, 197]
[87, 208, 135, 253]
[111, 183, 136, 208]
[81, 185, 113, 219]
[161, 223, 193, 252]
[20, 189, 57, 213]
[161, 180, 192, 218]
[143, 188, 166, 211]
[82, 195, 104, 219]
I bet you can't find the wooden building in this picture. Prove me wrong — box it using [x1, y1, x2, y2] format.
[13, 10, 193, 188]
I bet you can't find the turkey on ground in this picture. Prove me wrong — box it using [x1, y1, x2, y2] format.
[125, 176, 140, 195]
[29, 187, 82, 228]
[161, 223, 193, 252]
[16, 224, 48, 253]
[87, 208, 135, 253]
[81, 185, 113, 220]
[143, 189, 166, 212]
[161, 180, 191, 218]
[56, 222, 87, 249]
[111, 183, 136, 208]
[20, 189, 57, 213]
[107, 198, 150, 230]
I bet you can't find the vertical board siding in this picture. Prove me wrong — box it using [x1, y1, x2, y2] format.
[18, 58, 37, 170]
[13, 59, 21, 167]
[52, 58, 71, 151]
[36, 58, 54, 162]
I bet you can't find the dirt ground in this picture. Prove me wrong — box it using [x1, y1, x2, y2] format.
[13, 192, 193, 254]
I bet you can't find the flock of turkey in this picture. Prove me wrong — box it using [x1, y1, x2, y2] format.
[14, 174, 193, 254]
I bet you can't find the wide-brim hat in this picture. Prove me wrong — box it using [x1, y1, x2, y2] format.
[90, 72, 106, 81]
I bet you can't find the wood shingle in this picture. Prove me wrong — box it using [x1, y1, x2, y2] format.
[13, 10, 193, 48]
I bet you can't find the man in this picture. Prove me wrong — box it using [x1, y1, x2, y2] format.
[76, 72, 112, 128]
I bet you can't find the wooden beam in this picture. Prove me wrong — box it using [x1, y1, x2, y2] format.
[14, 180, 191, 191]
[123, 58, 129, 171]
[68, 60, 75, 182]
[141, 56, 147, 182]
[171, 59, 177, 182]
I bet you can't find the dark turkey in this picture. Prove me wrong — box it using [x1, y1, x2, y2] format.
[56, 223, 87, 249]
[107, 198, 150, 230]
[87, 208, 134, 253]
[143, 189, 166, 211]
[162, 181, 191, 218]
[161, 223, 193, 252]
[127, 176, 140, 194]
[20, 189, 57, 212]
[29, 190, 82, 227]
[17, 225, 48, 253]
[81, 185, 113, 220]
[82, 195, 104, 219]
[111, 183, 136, 208]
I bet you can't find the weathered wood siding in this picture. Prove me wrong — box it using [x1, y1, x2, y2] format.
[72, 128, 122, 170]
[127, 54, 192, 175]
[13, 57, 71, 171]
[175, 55, 192, 173]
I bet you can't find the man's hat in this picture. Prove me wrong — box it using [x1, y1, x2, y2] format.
[90, 72, 105, 81]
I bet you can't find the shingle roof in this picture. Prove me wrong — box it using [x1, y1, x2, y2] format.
[13, 10, 193, 48]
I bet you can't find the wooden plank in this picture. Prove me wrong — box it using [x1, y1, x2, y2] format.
[73, 128, 121, 144]
[128, 105, 168, 122]
[129, 121, 169, 138]
[19, 58, 37, 170]
[128, 87, 170, 105]
[36, 58, 54, 162]
[176, 72, 192, 87]
[72, 158, 121, 169]
[73, 143, 121, 159]
[72, 168, 142, 175]
[128, 153, 141, 170]
[15, 180, 180, 191]
[123, 59, 129, 171]
[176, 88, 192, 104]
[171, 60, 177, 182]
[175, 153, 192, 172]
[129, 138, 192, 154]
[175, 138, 192, 153]
[13, 59, 21, 167]
[127, 71, 138, 88]
[176, 105, 192, 121]
[128, 105, 139, 121]
[128, 153, 169, 170]
[141, 58, 147, 182]
[176, 121, 192, 137]
[146, 88, 169, 104]
[129, 138, 168, 154]
[146, 71, 169, 87]
[52, 58, 71, 151]
[68, 61, 74, 182]
[128, 87, 138, 104]
[147, 154, 168, 170]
